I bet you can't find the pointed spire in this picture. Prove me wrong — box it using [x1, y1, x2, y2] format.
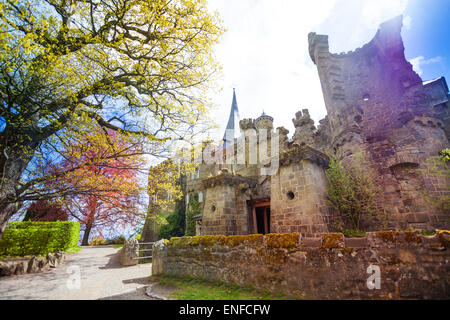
[223, 88, 240, 145]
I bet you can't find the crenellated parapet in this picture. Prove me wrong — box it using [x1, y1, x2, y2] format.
[292, 109, 316, 146]
[239, 118, 255, 132]
[276, 126, 290, 151]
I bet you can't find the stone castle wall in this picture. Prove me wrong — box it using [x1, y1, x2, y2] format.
[309, 16, 450, 230]
[177, 16, 449, 238]
[152, 231, 450, 299]
[270, 160, 330, 235]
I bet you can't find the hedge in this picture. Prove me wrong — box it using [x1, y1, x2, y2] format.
[0, 221, 80, 256]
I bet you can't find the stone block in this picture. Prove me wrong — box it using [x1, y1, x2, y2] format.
[322, 233, 344, 248]
[344, 237, 369, 248]
[301, 237, 321, 247]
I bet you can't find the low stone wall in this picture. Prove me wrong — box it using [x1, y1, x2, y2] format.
[0, 252, 66, 277]
[152, 231, 450, 299]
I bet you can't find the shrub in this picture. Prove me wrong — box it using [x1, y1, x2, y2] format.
[158, 209, 186, 240]
[416, 148, 450, 212]
[326, 153, 381, 231]
[0, 221, 80, 256]
[185, 200, 200, 236]
[105, 235, 126, 245]
[89, 237, 107, 246]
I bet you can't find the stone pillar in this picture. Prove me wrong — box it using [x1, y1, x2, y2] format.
[151, 239, 167, 275]
[120, 239, 139, 266]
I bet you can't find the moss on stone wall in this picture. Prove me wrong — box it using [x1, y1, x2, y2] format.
[265, 233, 299, 248]
[377, 231, 395, 242]
[322, 233, 344, 248]
[164, 230, 449, 250]
[167, 234, 265, 248]
[438, 230, 450, 248]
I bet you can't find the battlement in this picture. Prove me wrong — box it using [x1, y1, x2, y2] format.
[309, 15, 405, 64]
[292, 109, 315, 129]
[239, 118, 255, 131]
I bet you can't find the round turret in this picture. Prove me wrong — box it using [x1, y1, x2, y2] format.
[255, 111, 274, 131]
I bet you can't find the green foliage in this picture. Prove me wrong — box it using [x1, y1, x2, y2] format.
[440, 148, 450, 162]
[342, 228, 367, 237]
[151, 274, 296, 300]
[106, 235, 126, 245]
[89, 237, 107, 246]
[0, 221, 80, 256]
[0, 0, 224, 234]
[418, 149, 450, 211]
[87, 235, 126, 246]
[65, 246, 82, 254]
[158, 209, 186, 240]
[185, 199, 200, 236]
[325, 153, 381, 231]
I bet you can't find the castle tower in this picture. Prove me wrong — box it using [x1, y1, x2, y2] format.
[254, 111, 274, 132]
[309, 16, 449, 229]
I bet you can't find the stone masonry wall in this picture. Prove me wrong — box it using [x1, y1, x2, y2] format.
[201, 184, 236, 235]
[270, 160, 331, 236]
[201, 183, 249, 236]
[152, 231, 450, 299]
[309, 16, 450, 229]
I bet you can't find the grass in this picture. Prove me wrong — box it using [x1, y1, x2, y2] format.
[65, 246, 82, 254]
[150, 274, 298, 300]
[112, 244, 124, 248]
[342, 228, 366, 237]
[420, 230, 437, 236]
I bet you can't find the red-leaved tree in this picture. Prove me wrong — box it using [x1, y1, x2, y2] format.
[42, 128, 146, 245]
[23, 200, 69, 222]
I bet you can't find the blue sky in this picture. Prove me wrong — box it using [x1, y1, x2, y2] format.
[207, 0, 450, 139]
[402, 0, 450, 82]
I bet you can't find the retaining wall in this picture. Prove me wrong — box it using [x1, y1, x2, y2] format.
[152, 231, 450, 299]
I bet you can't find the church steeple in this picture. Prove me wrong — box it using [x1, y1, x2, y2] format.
[223, 88, 240, 146]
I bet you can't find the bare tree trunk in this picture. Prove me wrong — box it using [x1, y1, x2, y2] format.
[0, 201, 21, 238]
[0, 164, 32, 238]
[81, 221, 93, 246]
[0, 130, 42, 237]
[81, 206, 96, 246]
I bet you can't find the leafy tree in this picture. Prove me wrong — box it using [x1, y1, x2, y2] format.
[158, 209, 185, 240]
[23, 199, 68, 221]
[325, 153, 381, 231]
[0, 0, 224, 235]
[142, 158, 188, 242]
[45, 128, 145, 245]
[185, 198, 200, 236]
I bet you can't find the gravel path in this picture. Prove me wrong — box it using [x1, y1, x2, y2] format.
[0, 246, 154, 300]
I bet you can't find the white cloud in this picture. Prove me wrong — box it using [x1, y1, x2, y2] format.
[403, 15, 412, 30]
[409, 56, 442, 76]
[206, 0, 411, 140]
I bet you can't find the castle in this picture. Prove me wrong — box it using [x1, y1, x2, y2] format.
[146, 16, 450, 240]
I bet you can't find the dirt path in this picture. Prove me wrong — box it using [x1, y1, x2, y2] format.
[0, 246, 155, 300]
